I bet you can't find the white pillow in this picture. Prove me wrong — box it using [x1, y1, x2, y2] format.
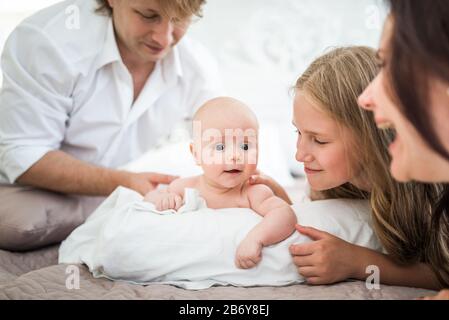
[292, 200, 382, 250]
[59, 187, 381, 289]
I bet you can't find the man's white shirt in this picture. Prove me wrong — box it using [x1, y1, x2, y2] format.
[0, 0, 223, 184]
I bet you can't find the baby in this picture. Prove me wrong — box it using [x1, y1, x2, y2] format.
[144, 97, 297, 269]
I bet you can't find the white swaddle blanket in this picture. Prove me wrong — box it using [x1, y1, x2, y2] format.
[59, 187, 382, 290]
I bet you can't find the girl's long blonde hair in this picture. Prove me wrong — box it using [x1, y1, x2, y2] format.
[295, 47, 446, 285]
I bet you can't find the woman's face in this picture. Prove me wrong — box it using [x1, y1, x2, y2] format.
[108, 0, 190, 66]
[358, 17, 449, 182]
[293, 91, 363, 191]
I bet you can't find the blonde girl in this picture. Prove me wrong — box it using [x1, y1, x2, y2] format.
[253, 46, 445, 290]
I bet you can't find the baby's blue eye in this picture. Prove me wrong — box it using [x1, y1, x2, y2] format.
[240, 143, 249, 151]
[215, 144, 225, 151]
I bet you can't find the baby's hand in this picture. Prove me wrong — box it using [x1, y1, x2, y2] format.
[143, 190, 183, 211]
[235, 237, 263, 269]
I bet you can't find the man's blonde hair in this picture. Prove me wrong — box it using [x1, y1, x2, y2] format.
[95, 0, 206, 19]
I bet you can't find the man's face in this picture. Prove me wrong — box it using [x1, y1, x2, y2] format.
[108, 0, 191, 64]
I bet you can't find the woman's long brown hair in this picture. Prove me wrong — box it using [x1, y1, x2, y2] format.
[387, 0, 449, 288]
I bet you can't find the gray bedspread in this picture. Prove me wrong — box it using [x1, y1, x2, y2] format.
[0, 245, 436, 300]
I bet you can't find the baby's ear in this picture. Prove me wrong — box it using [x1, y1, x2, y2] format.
[190, 142, 201, 165]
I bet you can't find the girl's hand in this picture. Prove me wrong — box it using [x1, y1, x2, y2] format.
[249, 171, 292, 205]
[418, 289, 449, 300]
[289, 224, 360, 285]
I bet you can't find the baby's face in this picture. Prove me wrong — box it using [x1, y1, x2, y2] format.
[192, 111, 258, 189]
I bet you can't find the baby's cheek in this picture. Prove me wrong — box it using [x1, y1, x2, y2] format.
[202, 164, 224, 177]
[246, 150, 258, 166]
[245, 164, 258, 175]
[201, 149, 224, 165]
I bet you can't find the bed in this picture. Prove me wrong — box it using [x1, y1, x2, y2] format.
[0, 244, 435, 300]
[0, 179, 437, 302]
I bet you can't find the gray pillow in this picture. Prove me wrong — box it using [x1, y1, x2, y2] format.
[0, 185, 104, 252]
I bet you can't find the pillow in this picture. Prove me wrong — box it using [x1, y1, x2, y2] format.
[59, 187, 382, 289]
[292, 200, 382, 250]
[0, 185, 104, 251]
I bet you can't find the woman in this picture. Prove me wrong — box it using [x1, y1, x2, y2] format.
[358, 0, 449, 299]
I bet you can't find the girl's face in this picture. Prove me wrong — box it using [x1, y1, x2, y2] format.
[358, 17, 449, 182]
[293, 91, 363, 191]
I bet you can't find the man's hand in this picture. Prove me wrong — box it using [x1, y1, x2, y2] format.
[143, 189, 183, 211]
[16, 150, 179, 196]
[126, 172, 179, 196]
[235, 236, 263, 269]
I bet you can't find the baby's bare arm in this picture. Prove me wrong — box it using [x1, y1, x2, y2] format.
[166, 177, 193, 196]
[143, 177, 195, 210]
[246, 184, 297, 246]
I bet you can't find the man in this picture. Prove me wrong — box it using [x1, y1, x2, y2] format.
[0, 0, 222, 249]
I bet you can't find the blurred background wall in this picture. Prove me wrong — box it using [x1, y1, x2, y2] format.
[0, 0, 388, 186]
